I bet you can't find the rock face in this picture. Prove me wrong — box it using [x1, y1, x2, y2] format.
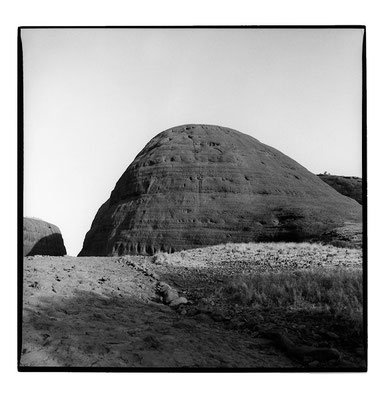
[23, 217, 67, 256]
[317, 174, 363, 205]
[79, 124, 362, 256]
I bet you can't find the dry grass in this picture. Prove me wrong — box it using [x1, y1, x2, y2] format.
[146, 241, 364, 362]
[149, 242, 363, 330]
[221, 269, 362, 312]
[218, 267, 363, 331]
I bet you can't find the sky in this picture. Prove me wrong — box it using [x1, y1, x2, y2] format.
[22, 28, 364, 256]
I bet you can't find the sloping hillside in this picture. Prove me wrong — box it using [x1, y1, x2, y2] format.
[317, 174, 362, 205]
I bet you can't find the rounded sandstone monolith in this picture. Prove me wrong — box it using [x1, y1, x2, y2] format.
[79, 124, 361, 256]
[23, 217, 67, 256]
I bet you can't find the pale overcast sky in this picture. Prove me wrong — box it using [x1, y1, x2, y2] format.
[22, 28, 364, 255]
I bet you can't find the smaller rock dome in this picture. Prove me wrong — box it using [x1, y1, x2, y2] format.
[23, 217, 67, 256]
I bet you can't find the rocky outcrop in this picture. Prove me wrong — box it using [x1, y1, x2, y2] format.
[317, 175, 363, 205]
[23, 217, 67, 256]
[79, 124, 362, 256]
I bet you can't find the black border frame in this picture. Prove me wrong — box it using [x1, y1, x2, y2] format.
[17, 25, 367, 373]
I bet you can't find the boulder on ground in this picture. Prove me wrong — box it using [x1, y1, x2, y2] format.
[157, 282, 179, 304]
[169, 297, 188, 308]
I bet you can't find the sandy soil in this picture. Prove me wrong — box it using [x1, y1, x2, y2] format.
[20, 242, 364, 369]
[20, 255, 299, 369]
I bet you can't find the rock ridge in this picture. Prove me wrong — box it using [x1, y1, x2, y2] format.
[317, 174, 363, 205]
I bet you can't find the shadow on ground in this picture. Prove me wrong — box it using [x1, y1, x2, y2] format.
[21, 289, 298, 369]
[22, 290, 177, 367]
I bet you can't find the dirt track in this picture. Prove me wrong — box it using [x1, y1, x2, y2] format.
[20, 255, 299, 368]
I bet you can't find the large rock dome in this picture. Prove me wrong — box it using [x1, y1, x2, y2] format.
[23, 217, 67, 256]
[79, 124, 361, 256]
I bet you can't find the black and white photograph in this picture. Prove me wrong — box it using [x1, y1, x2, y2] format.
[19, 26, 366, 371]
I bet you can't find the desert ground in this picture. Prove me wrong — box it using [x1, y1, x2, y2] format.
[20, 242, 365, 370]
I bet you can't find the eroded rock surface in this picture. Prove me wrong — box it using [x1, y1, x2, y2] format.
[79, 124, 361, 256]
[23, 217, 66, 256]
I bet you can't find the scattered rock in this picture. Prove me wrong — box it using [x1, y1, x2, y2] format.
[28, 281, 40, 289]
[149, 272, 160, 280]
[169, 297, 188, 308]
[156, 282, 179, 304]
[326, 331, 339, 339]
